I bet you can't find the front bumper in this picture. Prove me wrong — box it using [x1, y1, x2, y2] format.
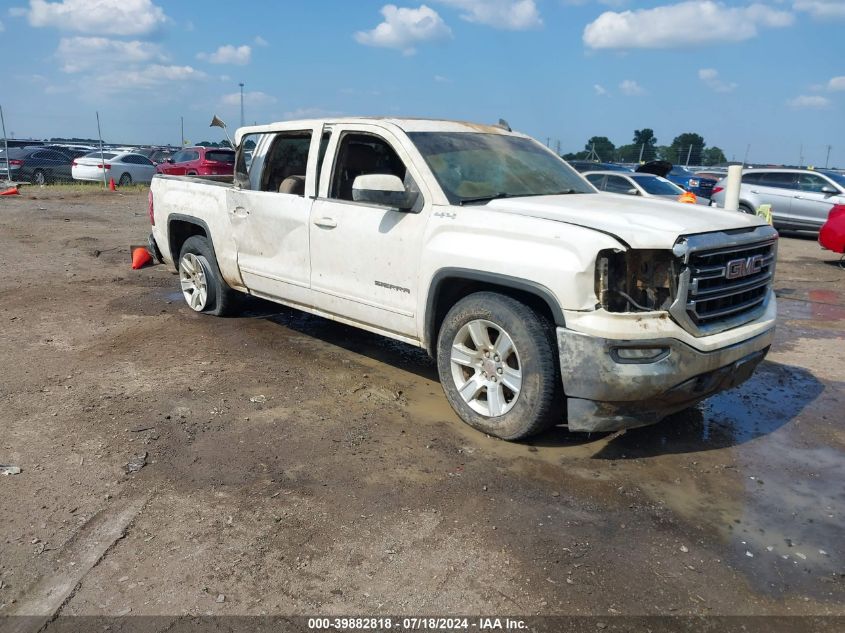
[557, 326, 774, 432]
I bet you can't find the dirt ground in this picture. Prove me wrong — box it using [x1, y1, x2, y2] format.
[0, 188, 843, 627]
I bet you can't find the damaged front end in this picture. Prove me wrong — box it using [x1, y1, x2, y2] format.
[558, 229, 777, 432]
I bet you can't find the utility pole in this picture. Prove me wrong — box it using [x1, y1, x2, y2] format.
[546, 137, 550, 148]
[555, 139, 561, 155]
[685, 144, 693, 167]
[799, 144, 804, 168]
[239, 82, 245, 128]
[180, 116, 184, 147]
[743, 144, 751, 167]
[825, 144, 832, 169]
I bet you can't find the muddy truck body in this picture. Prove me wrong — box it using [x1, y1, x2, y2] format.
[148, 118, 777, 440]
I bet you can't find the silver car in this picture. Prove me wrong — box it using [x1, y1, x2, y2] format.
[584, 170, 709, 204]
[710, 168, 845, 230]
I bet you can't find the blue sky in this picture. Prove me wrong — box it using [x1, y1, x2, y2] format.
[1, 0, 843, 166]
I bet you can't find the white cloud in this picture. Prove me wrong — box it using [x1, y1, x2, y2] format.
[354, 4, 452, 55]
[698, 68, 737, 93]
[221, 91, 276, 107]
[434, 74, 452, 82]
[254, 35, 269, 46]
[828, 76, 845, 91]
[436, 0, 541, 29]
[21, 0, 167, 36]
[593, 83, 607, 95]
[583, 1, 794, 49]
[198, 44, 252, 65]
[84, 64, 207, 95]
[794, 1, 845, 19]
[0, 20, 4, 31]
[787, 95, 831, 109]
[56, 37, 164, 73]
[619, 79, 645, 95]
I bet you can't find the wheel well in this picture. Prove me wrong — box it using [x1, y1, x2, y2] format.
[426, 274, 563, 357]
[168, 219, 208, 265]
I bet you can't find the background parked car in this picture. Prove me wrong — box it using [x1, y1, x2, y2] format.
[72, 151, 157, 185]
[0, 146, 75, 184]
[710, 169, 845, 231]
[137, 147, 177, 165]
[155, 146, 235, 176]
[584, 170, 706, 204]
[567, 160, 632, 173]
[819, 204, 845, 255]
[694, 169, 728, 181]
[636, 161, 717, 199]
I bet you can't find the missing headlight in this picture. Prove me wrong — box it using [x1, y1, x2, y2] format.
[595, 249, 679, 312]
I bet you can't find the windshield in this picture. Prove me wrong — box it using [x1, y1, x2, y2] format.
[821, 171, 845, 189]
[632, 175, 684, 195]
[84, 151, 117, 160]
[408, 132, 593, 204]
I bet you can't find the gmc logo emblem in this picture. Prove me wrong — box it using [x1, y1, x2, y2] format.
[725, 255, 764, 280]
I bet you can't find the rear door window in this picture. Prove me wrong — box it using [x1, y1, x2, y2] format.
[742, 172, 763, 184]
[759, 172, 798, 190]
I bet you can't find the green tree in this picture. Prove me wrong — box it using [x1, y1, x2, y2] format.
[631, 128, 658, 161]
[670, 132, 706, 165]
[585, 136, 616, 162]
[701, 146, 727, 166]
[617, 144, 642, 163]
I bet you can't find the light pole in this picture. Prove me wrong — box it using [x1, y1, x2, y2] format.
[239, 82, 245, 129]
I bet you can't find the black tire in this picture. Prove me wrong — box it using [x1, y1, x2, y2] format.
[178, 236, 239, 316]
[436, 292, 560, 441]
[33, 169, 47, 185]
[739, 203, 755, 215]
[118, 172, 132, 186]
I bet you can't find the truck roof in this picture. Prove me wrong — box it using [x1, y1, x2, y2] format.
[234, 117, 520, 145]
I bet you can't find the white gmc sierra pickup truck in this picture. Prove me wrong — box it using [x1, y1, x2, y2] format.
[148, 118, 777, 440]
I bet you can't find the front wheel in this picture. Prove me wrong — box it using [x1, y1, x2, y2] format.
[33, 169, 47, 185]
[739, 203, 755, 215]
[178, 236, 239, 316]
[436, 292, 560, 440]
[118, 172, 132, 186]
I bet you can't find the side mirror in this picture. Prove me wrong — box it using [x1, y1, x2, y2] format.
[352, 174, 418, 210]
[166, 158, 175, 164]
[820, 185, 838, 195]
[626, 188, 640, 196]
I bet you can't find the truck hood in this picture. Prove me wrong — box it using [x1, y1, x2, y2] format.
[484, 192, 766, 249]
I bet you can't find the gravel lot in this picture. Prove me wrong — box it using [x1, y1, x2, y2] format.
[0, 188, 843, 627]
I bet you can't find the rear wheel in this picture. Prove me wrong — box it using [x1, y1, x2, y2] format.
[118, 172, 132, 186]
[436, 292, 559, 441]
[739, 203, 755, 215]
[178, 236, 239, 316]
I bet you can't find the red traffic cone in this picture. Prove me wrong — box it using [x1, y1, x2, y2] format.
[1, 186, 20, 196]
[109, 178, 116, 191]
[131, 247, 153, 269]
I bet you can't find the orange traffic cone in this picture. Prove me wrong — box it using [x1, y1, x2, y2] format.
[1, 186, 20, 196]
[131, 247, 153, 269]
[109, 178, 116, 191]
[677, 191, 697, 204]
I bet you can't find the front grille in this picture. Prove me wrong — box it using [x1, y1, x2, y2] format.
[669, 226, 778, 336]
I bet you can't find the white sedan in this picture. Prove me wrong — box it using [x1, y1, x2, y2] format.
[72, 151, 157, 185]
[584, 170, 709, 204]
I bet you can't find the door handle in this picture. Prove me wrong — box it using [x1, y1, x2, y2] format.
[794, 195, 803, 199]
[232, 206, 249, 217]
[314, 217, 337, 229]
[750, 190, 759, 194]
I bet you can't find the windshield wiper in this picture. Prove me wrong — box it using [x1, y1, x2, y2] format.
[459, 192, 514, 205]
